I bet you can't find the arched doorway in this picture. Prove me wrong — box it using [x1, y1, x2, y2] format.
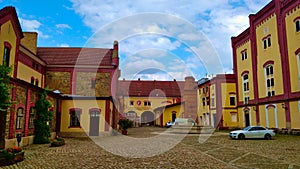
[141, 111, 154, 126]
[125, 111, 140, 127]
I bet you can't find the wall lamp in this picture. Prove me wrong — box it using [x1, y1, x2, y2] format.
[252, 106, 257, 111]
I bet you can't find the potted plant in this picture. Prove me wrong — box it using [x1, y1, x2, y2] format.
[50, 135, 65, 147]
[118, 118, 133, 135]
[0, 146, 24, 166]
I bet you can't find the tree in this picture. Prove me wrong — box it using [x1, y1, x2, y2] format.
[33, 90, 53, 144]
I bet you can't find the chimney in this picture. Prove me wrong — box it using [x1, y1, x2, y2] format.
[112, 40, 119, 67]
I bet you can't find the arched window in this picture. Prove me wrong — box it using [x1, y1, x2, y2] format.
[243, 74, 249, 92]
[242, 73, 250, 104]
[31, 77, 35, 84]
[28, 107, 35, 129]
[265, 64, 275, 97]
[35, 79, 39, 86]
[295, 19, 300, 32]
[2, 43, 11, 66]
[16, 108, 24, 129]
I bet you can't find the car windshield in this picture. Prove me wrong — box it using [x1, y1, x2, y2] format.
[243, 126, 252, 131]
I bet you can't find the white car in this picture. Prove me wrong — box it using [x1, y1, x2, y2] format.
[229, 126, 275, 140]
[173, 118, 197, 126]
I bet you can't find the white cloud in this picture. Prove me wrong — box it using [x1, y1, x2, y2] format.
[59, 43, 70, 47]
[19, 18, 49, 39]
[56, 24, 72, 29]
[70, 0, 272, 80]
[19, 18, 41, 31]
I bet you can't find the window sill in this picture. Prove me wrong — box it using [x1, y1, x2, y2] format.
[68, 126, 81, 128]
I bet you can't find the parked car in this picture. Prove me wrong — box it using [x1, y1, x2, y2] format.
[173, 118, 197, 126]
[229, 126, 275, 140]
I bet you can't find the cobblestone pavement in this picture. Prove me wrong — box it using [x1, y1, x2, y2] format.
[1, 127, 300, 169]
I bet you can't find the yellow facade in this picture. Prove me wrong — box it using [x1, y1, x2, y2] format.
[256, 14, 284, 98]
[161, 104, 183, 126]
[17, 62, 43, 87]
[289, 101, 300, 129]
[0, 21, 17, 71]
[221, 83, 237, 128]
[123, 97, 177, 118]
[235, 40, 254, 102]
[258, 103, 286, 129]
[60, 99, 109, 134]
[286, 7, 300, 92]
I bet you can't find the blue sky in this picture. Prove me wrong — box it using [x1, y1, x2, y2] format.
[0, 0, 271, 81]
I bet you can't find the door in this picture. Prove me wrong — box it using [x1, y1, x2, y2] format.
[213, 114, 217, 128]
[89, 111, 100, 136]
[245, 112, 250, 127]
[0, 111, 6, 149]
[172, 113, 176, 122]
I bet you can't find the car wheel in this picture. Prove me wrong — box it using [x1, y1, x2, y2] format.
[264, 134, 271, 140]
[238, 134, 245, 140]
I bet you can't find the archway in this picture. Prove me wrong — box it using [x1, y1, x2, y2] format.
[141, 111, 154, 126]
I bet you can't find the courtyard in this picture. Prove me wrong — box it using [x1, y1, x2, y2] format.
[1, 127, 300, 169]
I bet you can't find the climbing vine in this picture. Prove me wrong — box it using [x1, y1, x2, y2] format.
[0, 65, 12, 111]
[33, 90, 53, 144]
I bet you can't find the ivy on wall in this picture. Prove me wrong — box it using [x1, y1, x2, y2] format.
[0, 65, 12, 111]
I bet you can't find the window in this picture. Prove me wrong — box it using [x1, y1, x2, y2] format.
[206, 97, 209, 106]
[296, 20, 300, 32]
[31, 77, 34, 84]
[91, 78, 96, 89]
[3, 46, 10, 66]
[244, 97, 250, 104]
[202, 98, 205, 106]
[231, 113, 237, 122]
[230, 96, 236, 106]
[211, 96, 215, 107]
[129, 101, 134, 106]
[265, 65, 275, 97]
[144, 101, 151, 106]
[243, 74, 249, 92]
[16, 108, 24, 129]
[263, 36, 271, 49]
[69, 109, 81, 127]
[28, 107, 35, 129]
[35, 79, 39, 86]
[241, 50, 247, 60]
[267, 91, 275, 97]
[266, 65, 273, 76]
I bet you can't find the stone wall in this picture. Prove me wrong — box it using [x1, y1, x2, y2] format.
[46, 72, 71, 94]
[76, 72, 111, 97]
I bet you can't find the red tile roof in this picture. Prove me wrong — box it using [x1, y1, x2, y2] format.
[37, 47, 113, 66]
[118, 80, 185, 97]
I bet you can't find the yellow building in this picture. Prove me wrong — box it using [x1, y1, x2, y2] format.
[232, 0, 300, 130]
[118, 79, 184, 127]
[0, 7, 60, 149]
[118, 76, 198, 127]
[197, 74, 237, 129]
[0, 6, 120, 149]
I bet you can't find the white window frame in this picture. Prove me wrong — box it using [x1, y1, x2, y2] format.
[264, 64, 275, 97]
[242, 74, 249, 104]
